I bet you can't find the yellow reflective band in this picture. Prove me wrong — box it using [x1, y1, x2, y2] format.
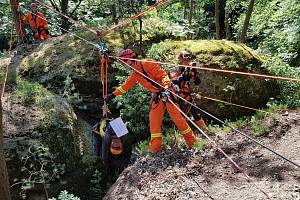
[117, 86, 126, 94]
[99, 120, 105, 137]
[180, 127, 192, 135]
[162, 76, 170, 83]
[151, 133, 162, 138]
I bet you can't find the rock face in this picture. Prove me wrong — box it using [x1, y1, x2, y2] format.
[148, 40, 279, 119]
[2, 83, 92, 199]
[16, 32, 124, 119]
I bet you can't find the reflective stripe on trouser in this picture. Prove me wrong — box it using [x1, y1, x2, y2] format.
[179, 127, 192, 135]
[149, 100, 193, 136]
[149, 133, 162, 153]
[151, 133, 162, 138]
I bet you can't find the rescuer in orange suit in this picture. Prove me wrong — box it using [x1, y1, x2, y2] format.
[169, 50, 207, 129]
[20, 3, 50, 40]
[109, 49, 198, 153]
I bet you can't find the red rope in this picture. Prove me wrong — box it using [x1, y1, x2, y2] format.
[101, 0, 170, 36]
[111, 56, 300, 83]
[105, 56, 109, 98]
[35, 0, 98, 35]
[101, 55, 105, 98]
[197, 95, 272, 114]
[35, 0, 170, 37]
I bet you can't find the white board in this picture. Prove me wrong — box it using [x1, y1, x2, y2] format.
[109, 117, 129, 138]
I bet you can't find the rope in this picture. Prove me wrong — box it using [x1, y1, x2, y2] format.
[168, 99, 271, 199]
[111, 56, 300, 83]
[196, 95, 272, 115]
[115, 58, 300, 169]
[35, 0, 170, 37]
[101, 54, 105, 98]
[101, 0, 170, 36]
[19, 1, 300, 169]
[117, 58, 271, 199]
[18, 5, 299, 87]
[105, 56, 109, 98]
[35, 0, 98, 35]
[21, 7, 99, 48]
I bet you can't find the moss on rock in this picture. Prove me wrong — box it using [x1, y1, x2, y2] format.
[148, 40, 278, 119]
[148, 39, 265, 69]
[4, 78, 94, 199]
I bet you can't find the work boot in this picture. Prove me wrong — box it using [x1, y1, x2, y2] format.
[196, 118, 207, 129]
[148, 137, 162, 153]
[110, 136, 123, 155]
[182, 132, 197, 148]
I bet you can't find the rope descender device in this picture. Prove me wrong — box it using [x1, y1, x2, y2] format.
[98, 40, 109, 54]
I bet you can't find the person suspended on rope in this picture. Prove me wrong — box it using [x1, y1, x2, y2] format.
[108, 49, 198, 153]
[19, 3, 50, 40]
[169, 50, 207, 129]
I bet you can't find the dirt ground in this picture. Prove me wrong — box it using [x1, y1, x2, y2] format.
[104, 110, 300, 200]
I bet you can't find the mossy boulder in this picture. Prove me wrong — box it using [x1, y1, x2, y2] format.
[148, 40, 279, 119]
[15, 31, 125, 117]
[3, 80, 93, 199]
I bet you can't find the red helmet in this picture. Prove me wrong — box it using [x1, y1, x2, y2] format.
[119, 49, 136, 58]
[31, 3, 37, 9]
[178, 50, 192, 63]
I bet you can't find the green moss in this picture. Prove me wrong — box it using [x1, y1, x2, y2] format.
[148, 39, 265, 70]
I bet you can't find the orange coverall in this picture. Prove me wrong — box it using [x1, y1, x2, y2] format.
[21, 12, 50, 40]
[113, 60, 197, 153]
[170, 67, 207, 129]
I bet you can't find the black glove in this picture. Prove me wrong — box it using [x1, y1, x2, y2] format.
[161, 90, 171, 101]
[190, 68, 201, 85]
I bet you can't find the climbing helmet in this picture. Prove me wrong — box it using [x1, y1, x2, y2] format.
[178, 50, 192, 63]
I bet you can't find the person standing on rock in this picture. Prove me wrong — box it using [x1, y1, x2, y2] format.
[20, 3, 50, 40]
[169, 50, 207, 129]
[108, 49, 198, 153]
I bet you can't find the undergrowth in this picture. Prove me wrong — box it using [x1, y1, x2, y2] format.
[133, 127, 208, 156]
[13, 78, 58, 108]
[209, 102, 288, 137]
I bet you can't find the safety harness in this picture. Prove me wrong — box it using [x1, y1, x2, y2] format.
[91, 41, 124, 165]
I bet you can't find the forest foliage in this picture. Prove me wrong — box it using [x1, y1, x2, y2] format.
[1, 0, 300, 199]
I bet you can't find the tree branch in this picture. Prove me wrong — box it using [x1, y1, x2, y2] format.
[70, 0, 83, 16]
[48, 0, 60, 12]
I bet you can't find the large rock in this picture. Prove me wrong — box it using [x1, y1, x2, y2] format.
[148, 40, 279, 119]
[16, 31, 124, 118]
[2, 81, 92, 199]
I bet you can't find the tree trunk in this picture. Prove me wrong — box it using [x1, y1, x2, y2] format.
[139, 18, 142, 48]
[215, 0, 221, 40]
[111, 0, 118, 24]
[10, 0, 26, 42]
[188, 0, 194, 39]
[60, 0, 69, 33]
[225, 4, 231, 40]
[240, 0, 255, 43]
[0, 97, 11, 200]
[183, 0, 188, 19]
